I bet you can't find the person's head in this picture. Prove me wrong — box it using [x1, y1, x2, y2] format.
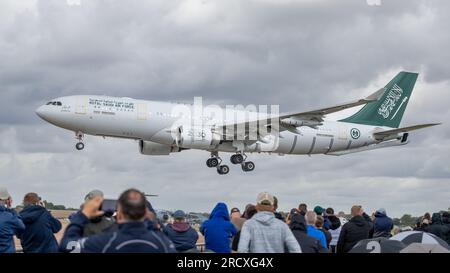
[442, 212, 450, 224]
[423, 212, 431, 221]
[298, 203, 307, 214]
[351, 205, 363, 217]
[84, 189, 104, 202]
[230, 207, 241, 219]
[376, 208, 387, 216]
[315, 215, 324, 229]
[314, 206, 324, 216]
[244, 205, 257, 220]
[273, 196, 278, 211]
[242, 204, 253, 218]
[162, 214, 170, 222]
[116, 188, 146, 224]
[173, 210, 187, 223]
[305, 211, 317, 225]
[23, 192, 41, 207]
[325, 207, 334, 215]
[0, 187, 12, 208]
[256, 192, 275, 212]
[337, 211, 346, 218]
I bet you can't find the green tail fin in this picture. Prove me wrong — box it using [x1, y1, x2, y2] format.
[340, 71, 418, 128]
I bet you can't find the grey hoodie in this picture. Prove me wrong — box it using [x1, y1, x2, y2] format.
[237, 211, 302, 253]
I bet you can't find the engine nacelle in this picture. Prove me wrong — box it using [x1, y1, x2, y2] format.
[179, 126, 220, 149]
[139, 140, 181, 155]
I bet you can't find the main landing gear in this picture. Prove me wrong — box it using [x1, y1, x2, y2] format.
[206, 152, 230, 175]
[206, 152, 255, 175]
[75, 131, 85, 150]
[231, 153, 255, 172]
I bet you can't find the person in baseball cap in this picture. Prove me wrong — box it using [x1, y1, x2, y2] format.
[256, 192, 275, 206]
[163, 210, 198, 252]
[0, 187, 25, 253]
[237, 192, 301, 253]
[0, 187, 12, 206]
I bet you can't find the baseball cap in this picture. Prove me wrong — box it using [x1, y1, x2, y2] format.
[0, 187, 11, 200]
[314, 206, 324, 215]
[84, 190, 104, 201]
[376, 208, 387, 215]
[173, 210, 186, 219]
[256, 192, 274, 206]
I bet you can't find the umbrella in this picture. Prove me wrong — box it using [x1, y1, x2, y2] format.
[349, 237, 406, 253]
[390, 231, 450, 250]
[400, 243, 450, 253]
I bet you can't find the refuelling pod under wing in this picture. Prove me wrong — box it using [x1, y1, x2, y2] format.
[139, 140, 184, 155]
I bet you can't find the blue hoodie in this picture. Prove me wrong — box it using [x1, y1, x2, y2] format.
[200, 203, 237, 253]
[19, 205, 62, 253]
[0, 206, 25, 253]
[373, 211, 393, 238]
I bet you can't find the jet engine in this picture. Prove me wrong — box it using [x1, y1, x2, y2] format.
[139, 140, 182, 155]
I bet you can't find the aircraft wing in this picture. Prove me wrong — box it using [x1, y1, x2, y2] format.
[278, 87, 385, 123]
[372, 123, 441, 140]
[216, 88, 385, 138]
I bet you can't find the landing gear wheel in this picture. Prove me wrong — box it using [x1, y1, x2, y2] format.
[230, 154, 244, 164]
[206, 158, 219, 168]
[242, 161, 255, 172]
[75, 142, 85, 150]
[217, 165, 230, 175]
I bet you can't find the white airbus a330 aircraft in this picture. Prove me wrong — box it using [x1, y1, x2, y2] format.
[36, 71, 439, 174]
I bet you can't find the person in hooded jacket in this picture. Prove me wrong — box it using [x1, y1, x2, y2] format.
[289, 213, 323, 253]
[237, 192, 301, 253]
[164, 210, 198, 252]
[336, 205, 372, 253]
[200, 202, 237, 253]
[19, 193, 61, 253]
[0, 187, 25, 253]
[426, 212, 450, 241]
[373, 208, 394, 238]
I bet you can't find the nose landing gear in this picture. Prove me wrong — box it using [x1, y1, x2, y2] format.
[75, 131, 85, 150]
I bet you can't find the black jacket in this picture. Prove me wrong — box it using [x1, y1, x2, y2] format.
[426, 213, 450, 242]
[326, 215, 341, 230]
[336, 215, 372, 253]
[289, 214, 323, 253]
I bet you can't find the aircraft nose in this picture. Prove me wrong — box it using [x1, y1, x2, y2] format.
[35, 105, 50, 121]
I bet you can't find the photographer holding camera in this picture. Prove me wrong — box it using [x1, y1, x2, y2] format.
[81, 190, 114, 236]
[60, 188, 176, 253]
[19, 192, 62, 253]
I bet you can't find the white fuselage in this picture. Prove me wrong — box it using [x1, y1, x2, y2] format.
[36, 95, 392, 155]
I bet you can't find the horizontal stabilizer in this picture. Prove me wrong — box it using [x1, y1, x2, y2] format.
[373, 123, 441, 140]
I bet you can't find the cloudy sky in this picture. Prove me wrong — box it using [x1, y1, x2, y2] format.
[1, 0, 449, 217]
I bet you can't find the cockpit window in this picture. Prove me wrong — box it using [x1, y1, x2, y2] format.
[46, 101, 62, 106]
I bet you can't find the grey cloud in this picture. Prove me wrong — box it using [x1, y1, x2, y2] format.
[0, 0, 449, 217]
